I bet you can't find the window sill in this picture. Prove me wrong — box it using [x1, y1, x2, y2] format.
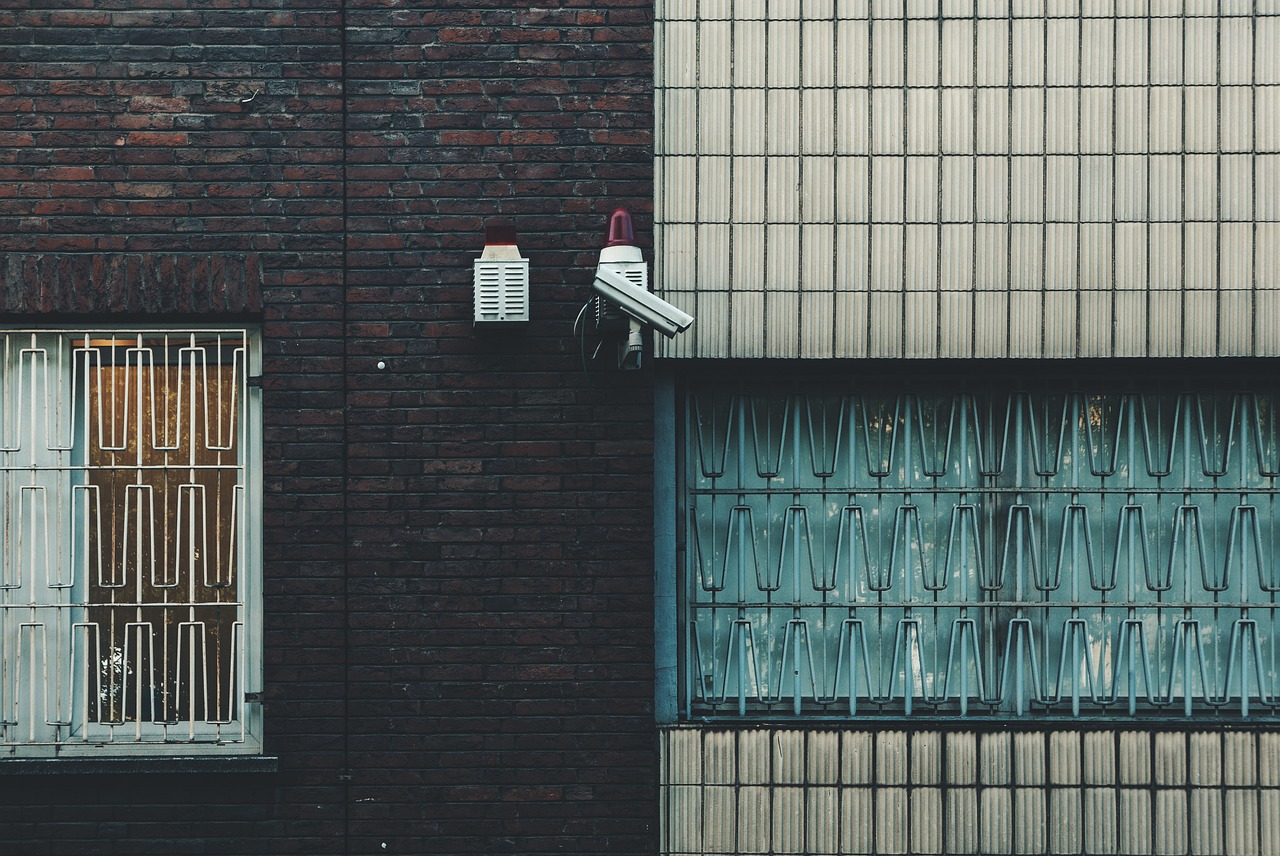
[0, 755, 279, 775]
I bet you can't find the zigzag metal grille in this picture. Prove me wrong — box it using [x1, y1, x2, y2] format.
[0, 330, 251, 749]
[682, 385, 1280, 719]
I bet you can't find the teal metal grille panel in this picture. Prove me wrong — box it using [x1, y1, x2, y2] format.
[682, 385, 1280, 719]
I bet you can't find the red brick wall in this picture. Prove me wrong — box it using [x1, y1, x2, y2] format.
[0, 1, 657, 853]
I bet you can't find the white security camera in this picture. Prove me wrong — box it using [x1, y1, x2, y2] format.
[591, 266, 693, 338]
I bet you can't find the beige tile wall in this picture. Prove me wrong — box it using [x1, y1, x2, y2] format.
[660, 727, 1280, 855]
[655, 0, 1280, 358]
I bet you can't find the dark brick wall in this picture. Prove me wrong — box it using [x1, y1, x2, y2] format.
[0, 1, 657, 854]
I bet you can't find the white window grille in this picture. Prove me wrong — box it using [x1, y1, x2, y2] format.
[682, 380, 1280, 721]
[0, 329, 261, 756]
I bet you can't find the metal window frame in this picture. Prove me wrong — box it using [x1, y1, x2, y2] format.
[0, 326, 263, 758]
[673, 363, 1280, 724]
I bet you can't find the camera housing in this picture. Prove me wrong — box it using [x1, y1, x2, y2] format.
[591, 265, 694, 338]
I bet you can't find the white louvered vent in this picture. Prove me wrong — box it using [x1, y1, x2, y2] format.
[473, 258, 529, 325]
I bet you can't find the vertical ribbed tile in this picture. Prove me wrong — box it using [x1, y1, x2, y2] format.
[662, 157, 694, 219]
[904, 291, 939, 359]
[1014, 786, 1046, 854]
[975, 19, 1009, 87]
[1223, 733, 1256, 787]
[979, 732, 1013, 855]
[1044, 218, 1075, 281]
[912, 732, 942, 785]
[947, 786, 979, 854]
[940, 222, 973, 288]
[907, 92, 940, 154]
[1223, 790, 1259, 856]
[835, 222, 869, 284]
[667, 785, 703, 855]
[668, 729, 703, 784]
[1190, 787, 1224, 856]
[1184, 157, 1216, 220]
[733, 19, 766, 87]
[699, 89, 732, 156]
[740, 729, 771, 784]
[1044, 280, 1078, 351]
[809, 730, 839, 785]
[833, 290, 869, 357]
[662, 20, 697, 87]
[807, 786, 839, 855]
[775, 730, 806, 784]
[1148, 290, 1183, 357]
[1049, 786, 1081, 855]
[878, 786, 909, 855]
[690, 290, 726, 359]
[699, 19, 731, 85]
[765, 287, 800, 359]
[947, 733, 978, 787]
[1119, 788, 1153, 855]
[733, 90, 767, 155]
[947, 730, 980, 852]
[772, 786, 806, 854]
[1257, 288, 1280, 353]
[913, 786, 944, 855]
[981, 786, 1013, 854]
[1257, 224, 1280, 345]
[878, 731, 909, 785]
[1084, 787, 1118, 855]
[1048, 732, 1082, 855]
[1261, 791, 1280, 856]
[868, 291, 904, 358]
[698, 222, 729, 288]
[767, 20, 800, 87]
[1155, 732, 1187, 786]
[1120, 732, 1152, 786]
[844, 731, 873, 785]
[802, 17, 834, 83]
[659, 726, 669, 788]
[801, 291, 836, 358]
[699, 158, 731, 221]
[664, 91, 698, 155]
[1155, 789, 1189, 856]
[836, 20, 868, 87]
[982, 733, 1012, 786]
[1259, 734, 1280, 786]
[1007, 291, 1042, 359]
[766, 159, 801, 222]
[1085, 732, 1116, 785]
[1219, 290, 1254, 356]
[1261, 17, 1280, 82]
[1190, 733, 1223, 786]
[1188, 734, 1225, 854]
[659, 734, 669, 853]
[841, 788, 874, 855]
[939, 291, 974, 358]
[731, 290, 766, 357]
[942, 90, 974, 151]
[1183, 290, 1217, 357]
[1015, 733, 1046, 785]
[703, 786, 737, 854]
[739, 786, 772, 854]
[973, 292, 1009, 359]
[1220, 216, 1251, 298]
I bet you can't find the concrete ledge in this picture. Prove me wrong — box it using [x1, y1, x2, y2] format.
[0, 755, 279, 775]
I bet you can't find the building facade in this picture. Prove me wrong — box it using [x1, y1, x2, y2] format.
[4, 0, 1280, 854]
[654, 0, 1280, 853]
